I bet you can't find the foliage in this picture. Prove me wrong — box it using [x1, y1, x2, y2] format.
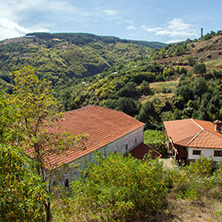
[0, 91, 47, 221]
[0, 145, 47, 222]
[7, 66, 87, 222]
[63, 153, 167, 221]
[193, 63, 207, 75]
[138, 101, 160, 125]
[168, 156, 215, 200]
[0, 33, 163, 87]
[144, 130, 167, 157]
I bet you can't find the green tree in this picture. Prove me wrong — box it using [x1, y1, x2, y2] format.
[0, 145, 47, 222]
[67, 153, 167, 221]
[8, 66, 87, 222]
[138, 101, 160, 125]
[140, 80, 152, 96]
[0, 92, 47, 221]
[192, 77, 208, 98]
[116, 97, 137, 116]
[186, 55, 196, 66]
[193, 63, 207, 75]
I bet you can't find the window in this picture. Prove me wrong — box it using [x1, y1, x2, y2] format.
[135, 137, 137, 144]
[64, 178, 69, 188]
[214, 150, 222, 157]
[125, 144, 128, 150]
[193, 150, 201, 155]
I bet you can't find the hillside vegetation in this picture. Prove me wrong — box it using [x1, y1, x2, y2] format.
[2, 62, 222, 222]
[0, 32, 165, 88]
[52, 31, 222, 126]
[1, 31, 222, 126]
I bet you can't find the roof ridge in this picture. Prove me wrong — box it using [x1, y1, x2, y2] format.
[64, 105, 97, 114]
[192, 119, 204, 131]
[186, 130, 203, 146]
[192, 119, 222, 139]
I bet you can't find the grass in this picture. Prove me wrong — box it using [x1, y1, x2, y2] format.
[205, 59, 222, 69]
[150, 80, 178, 93]
[139, 80, 178, 105]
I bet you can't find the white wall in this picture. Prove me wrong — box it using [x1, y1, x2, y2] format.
[188, 147, 222, 162]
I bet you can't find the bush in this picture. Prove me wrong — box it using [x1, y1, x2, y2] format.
[168, 156, 214, 200]
[66, 153, 167, 221]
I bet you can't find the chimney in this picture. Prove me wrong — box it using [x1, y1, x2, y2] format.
[201, 28, 203, 38]
[214, 120, 222, 132]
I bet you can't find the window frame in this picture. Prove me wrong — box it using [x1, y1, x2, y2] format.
[193, 150, 201, 155]
[214, 150, 222, 157]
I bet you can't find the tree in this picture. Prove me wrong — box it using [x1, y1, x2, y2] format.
[140, 80, 152, 96]
[0, 92, 47, 221]
[193, 63, 207, 75]
[8, 66, 87, 222]
[116, 97, 137, 116]
[192, 77, 208, 98]
[0, 145, 47, 222]
[186, 55, 196, 66]
[138, 101, 160, 125]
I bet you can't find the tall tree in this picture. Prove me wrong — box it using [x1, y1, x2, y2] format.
[9, 66, 87, 222]
[0, 92, 47, 221]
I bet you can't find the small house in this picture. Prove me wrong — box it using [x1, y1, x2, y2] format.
[164, 119, 222, 167]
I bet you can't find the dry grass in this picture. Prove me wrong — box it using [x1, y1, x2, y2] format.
[150, 80, 178, 92]
[131, 192, 222, 222]
[164, 194, 222, 222]
[160, 157, 176, 170]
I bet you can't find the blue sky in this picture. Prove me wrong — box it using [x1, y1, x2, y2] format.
[0, 0, 221, 43]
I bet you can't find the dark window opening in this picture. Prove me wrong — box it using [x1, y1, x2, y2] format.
[135, 138, 137, 144]
[214, 150, 222, 157]
[193, 150, 201, 155]
[125, 144, 128, 150]
[64, 178, 69, 188]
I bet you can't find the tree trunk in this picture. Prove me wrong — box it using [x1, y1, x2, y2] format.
[44, 201, 51, 222]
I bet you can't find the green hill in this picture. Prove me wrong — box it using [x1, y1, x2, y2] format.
[0, 33, 165, 86]
[53, 30, 222, 126]
[2, 31, 222, 125]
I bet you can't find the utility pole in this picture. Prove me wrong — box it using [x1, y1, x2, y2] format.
[201, 28, 203, 38]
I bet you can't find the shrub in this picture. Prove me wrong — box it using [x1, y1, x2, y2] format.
[67, 153, 167, 221]
[169, 156, 214, 200]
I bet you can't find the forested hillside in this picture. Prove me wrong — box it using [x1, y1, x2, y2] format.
[1, 31, 222, 126]
[0, 32, 165, 90]
[54, 30, 222, 126]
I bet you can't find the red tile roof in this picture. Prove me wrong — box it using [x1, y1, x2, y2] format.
[43, 106, 145, 167]
[164, 119, 222, 149]
[129, 142, 162, 159]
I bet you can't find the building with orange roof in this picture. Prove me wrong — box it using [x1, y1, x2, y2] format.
[164, 119, 222, 166]
[46, 106, 161, 187]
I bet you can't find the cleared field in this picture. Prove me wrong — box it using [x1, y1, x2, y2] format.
[150, 80, 178, 92]
[139, 80, 178, 105]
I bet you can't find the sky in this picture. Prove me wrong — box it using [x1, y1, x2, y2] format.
[0, 0, 221, 43]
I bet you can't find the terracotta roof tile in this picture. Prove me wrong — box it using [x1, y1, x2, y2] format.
[39, 106, 145, 167]
[129, 142, 162, 159]
[164, 119, 222, 149]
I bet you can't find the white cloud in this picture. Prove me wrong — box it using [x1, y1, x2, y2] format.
[103, 9, 119, 16]
[126, 25, 136, 30]
[0, 18, 49, 40]
[142, 18, 198, 39]
[166, 39, 184, 44]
